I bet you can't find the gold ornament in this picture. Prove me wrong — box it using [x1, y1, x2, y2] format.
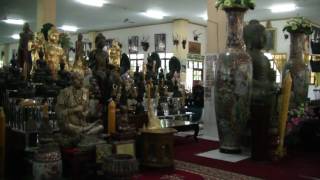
[108, 40, 121, 67]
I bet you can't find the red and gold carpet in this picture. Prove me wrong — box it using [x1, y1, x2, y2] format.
[134, 160, 261, 180]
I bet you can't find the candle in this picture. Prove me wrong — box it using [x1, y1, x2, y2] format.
[0, 107, 6, 178]
[275, 72, 292, 158]
[108, 100, 116, 134]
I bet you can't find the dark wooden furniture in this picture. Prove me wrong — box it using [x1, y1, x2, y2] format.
[140, 128, 177, 168]
[160, 119, 200, 141]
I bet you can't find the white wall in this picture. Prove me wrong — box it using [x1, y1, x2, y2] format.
[260, 20, 290, 56]
[188, 23, 207, 55]
[68, 22, 207, 56]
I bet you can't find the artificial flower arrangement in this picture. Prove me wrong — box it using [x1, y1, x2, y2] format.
[283, 17, 313, 35]
[215, 0, 255, 10]
[285, 103, 319, 146]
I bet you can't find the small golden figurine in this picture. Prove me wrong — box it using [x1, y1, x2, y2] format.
[45, 27, 68, 80]
[28, 32, 45, 74]
[108, 40, 121, 67]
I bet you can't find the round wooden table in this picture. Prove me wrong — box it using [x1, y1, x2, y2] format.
[140, 128, 177, 168]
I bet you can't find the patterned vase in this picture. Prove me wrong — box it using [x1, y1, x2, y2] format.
[214, 8, 252, 154]
[284, 33, 310, 107]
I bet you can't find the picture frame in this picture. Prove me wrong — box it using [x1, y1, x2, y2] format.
[128, 36, 139, 53]
[264, 28, 277, 52]
[155, 33, 166, 52]
[113, 140, 135, 157]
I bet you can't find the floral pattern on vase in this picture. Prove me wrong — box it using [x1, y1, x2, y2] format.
[284, 33, 310, 108]
[214, 8, 252, 154]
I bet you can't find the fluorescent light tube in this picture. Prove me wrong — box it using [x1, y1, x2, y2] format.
[75, 0, 107, 7]
[60, 25, 79, 32]
[142, 10, 166, 19]
[11, 34, 20, 40]
[3, 18, 25, 25]
[270, 3, 297, 13]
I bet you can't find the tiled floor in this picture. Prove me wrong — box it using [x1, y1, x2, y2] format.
[197, 149, 250, 163]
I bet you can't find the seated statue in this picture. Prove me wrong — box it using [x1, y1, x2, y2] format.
[56, 72, 103, 140]
[32, 50, 52, 84]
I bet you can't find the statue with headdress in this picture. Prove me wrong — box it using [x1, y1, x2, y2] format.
[45, 26, 68, 80]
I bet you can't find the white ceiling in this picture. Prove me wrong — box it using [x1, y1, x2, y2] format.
[0, 0, 319, 44]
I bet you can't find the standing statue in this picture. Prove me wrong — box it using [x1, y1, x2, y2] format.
[75, 33, 85, 63]
[29, 32, 45, 74]
[45, 27, 68, 80]
[56, 72, 103, 138]
[18, 23, 33, 79]
[243, 20, 276, 161]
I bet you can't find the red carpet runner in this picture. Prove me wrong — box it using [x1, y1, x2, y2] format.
[173, 136, 320, 180]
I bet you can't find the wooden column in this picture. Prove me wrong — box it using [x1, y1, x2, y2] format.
[37, 0, 56, 30]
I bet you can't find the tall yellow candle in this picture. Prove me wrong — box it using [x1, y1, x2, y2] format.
[275, 72, 292, 158]
[0, 107, 6, 178]
[108, 100, 116, 134]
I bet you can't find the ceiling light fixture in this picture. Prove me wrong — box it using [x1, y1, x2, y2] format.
[11, 34, 20, 40]
[142, 10, 167, 19]
[75, 0, 107, 7]
[59, 25, 79, 32]
[270, 3, 297, 13]
[3, 18, 25, 25]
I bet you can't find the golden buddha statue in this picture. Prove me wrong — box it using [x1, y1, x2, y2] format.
[108, 40, 121, 67]
[45, 27, 68, 80]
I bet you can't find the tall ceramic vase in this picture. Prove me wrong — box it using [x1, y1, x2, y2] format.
[214, 8, 252, 154]
[285, 33, 310, 107]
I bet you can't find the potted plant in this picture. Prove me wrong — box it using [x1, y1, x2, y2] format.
[283, 17, 313, 107]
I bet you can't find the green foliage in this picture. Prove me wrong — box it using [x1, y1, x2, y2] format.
[215, 0, 255, 10]
[41, 23, 54, 41]
[59, 33, 72, 49]
[283, 17, 313, 35]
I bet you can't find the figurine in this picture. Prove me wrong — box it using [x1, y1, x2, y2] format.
[108, 40, 121, 68]
[18, 23, 33, 79]
[56, 72, 103, 137]
[120, 53, 130, 75]
[45, 26, 68, 80]
[32, 50, 52, 84]
[75, 33, 85, 64]
[29, 32, 45, 74]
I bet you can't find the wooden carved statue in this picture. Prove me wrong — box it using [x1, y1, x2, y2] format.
[18, 23, 33, 79]
[75, 33, 85, 63]
[29, 32, 45, 74]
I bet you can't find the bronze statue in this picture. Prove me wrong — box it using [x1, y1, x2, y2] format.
[18, 23, 33, 79]
[243, 20, 276, 161]
[75, 33, 85, 63]
[45, 27, 68, 80]
[56, 72, 103, 137]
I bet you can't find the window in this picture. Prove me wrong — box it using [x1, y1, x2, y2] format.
[158, 53, 173, 73]
[129, 53, 144, 72]
[186, 54, 205, 91]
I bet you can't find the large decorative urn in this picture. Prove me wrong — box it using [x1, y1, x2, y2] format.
[214, 8, 252, 154]
[284, 32, 310, 107]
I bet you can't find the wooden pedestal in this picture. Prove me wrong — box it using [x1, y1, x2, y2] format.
[140, 128, 177, 168]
